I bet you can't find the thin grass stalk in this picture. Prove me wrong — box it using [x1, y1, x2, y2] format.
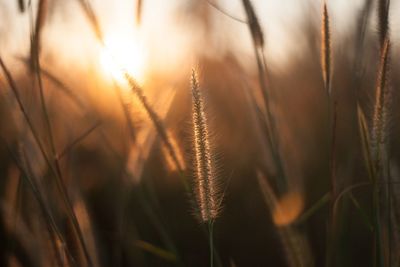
[352, 0, 373, 99]
[371, 37, 390, 267]
[241, 0, 287, 192]
[113, 81, 136, 141]
[30, 0, 47, 71]
[209, 220, 214, 267]
[372, 38, 391, 153]
[296, 192, 330, 224]
[56, 121, 101, 160]
[0, 56, 54, 175]
[5, 167, 23, 263]
[387, 150, 392, 266]
[29, 0, 56, 163]
[3, 142, 78, 267]
[332, 181, 400, 217]
[357, 105, 376, 182]
[320, 3, 341, 266]
[29, 3, 94, 264]
[241, 0, 263, 47]
[329, 101, 338, 209]
[17, 56, 87, 111]
[98, 136, 184, 266]
[124, 73, 185, 178]
[378, 0, 390, 47]
[205, 0, 247, 23]
[20, 147, 78, 267]
[377, 4, 391, 262]
[0, 56, 93, 267]
[135, 0, 142, 26]
[76, 0, 103, 41]
[18, 0, 25, 12]
[348, 192, 374, 231]
[135, 183, 183, 266]
[326, 101, 338, 267]
[257, 172, 312, 267]
[134, 240, 177, 263]
[321, 1, 331, 96]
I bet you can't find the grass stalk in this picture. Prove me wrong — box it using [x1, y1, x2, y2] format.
[321, 1, 331, 96]
[257, 172, 312, 267]
[0, 56, 93, 267]
[320, 2, 342, 266]
[191, 70, 221, 266]
[209, 220, 214, 267]
[3, 141, 78, 266]
[371, 38, 390, 267]
[241, 0, 287, 192]
[29, 2, 94, 264]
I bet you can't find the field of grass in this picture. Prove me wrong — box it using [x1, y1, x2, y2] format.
[0, 0, 399, 266]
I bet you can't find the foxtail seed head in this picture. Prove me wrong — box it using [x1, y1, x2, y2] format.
[191, 70, 219, 222]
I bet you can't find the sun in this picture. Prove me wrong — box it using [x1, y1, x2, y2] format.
[100, 31, 146, 84]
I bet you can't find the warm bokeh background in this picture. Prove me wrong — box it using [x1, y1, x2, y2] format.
[0, 0, 400, 266]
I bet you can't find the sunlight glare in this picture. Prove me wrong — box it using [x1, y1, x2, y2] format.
[100, 32, 146, 84]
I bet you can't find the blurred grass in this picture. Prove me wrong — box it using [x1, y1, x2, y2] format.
[0, 0, 399, 267]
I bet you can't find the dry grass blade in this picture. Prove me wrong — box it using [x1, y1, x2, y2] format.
[135, 0, 142, 26]
[19, 147, 79, 267]
[0, 56, 48, 162]
[241, 0, 287, 192]
[378, 0, 390, 46]
[76, 0, 103, 41]
[357, 105, 375, 182]
[257, 172, 312, 267]
[329, 101, 338, 198]
[371, 38, 390, 167]
[162, 130, 186, 172]
[0, 56, 93, 267]
[124, 73, 184, 174]
[18, 0, 25, 13]
[17, 56, 87, 110]
[370, 37, 390, 267]
[191, 70, 219, 222]
[241, 0, 264, 48]
[321, 1, 331, 95]
[30, 0, 47, 71]
[29, 3, 95, 265]
[113, 81, 137, 141]
[205, 0, 247, 23]
[134, 240, 177, 263]
[2, 141, 78, 266]
[57, 121, 102, 160]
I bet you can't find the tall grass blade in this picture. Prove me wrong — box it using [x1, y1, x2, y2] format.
[321, 1, 331, 96]
[0, 56, 93, 267]
[76, 0, 103, 41]
[124, 73, 185, 175]
[241, 0, 287, 192]
[378, 0, 390, 47]
[371, 36, 390, 267]
[257, 171, 313, 267]
[30, 0, 47, 71]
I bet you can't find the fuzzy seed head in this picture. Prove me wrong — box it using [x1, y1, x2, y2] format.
[191, 70, 218, 222]
[372, 38, 390, 169]
[321, 1, 331, 95]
